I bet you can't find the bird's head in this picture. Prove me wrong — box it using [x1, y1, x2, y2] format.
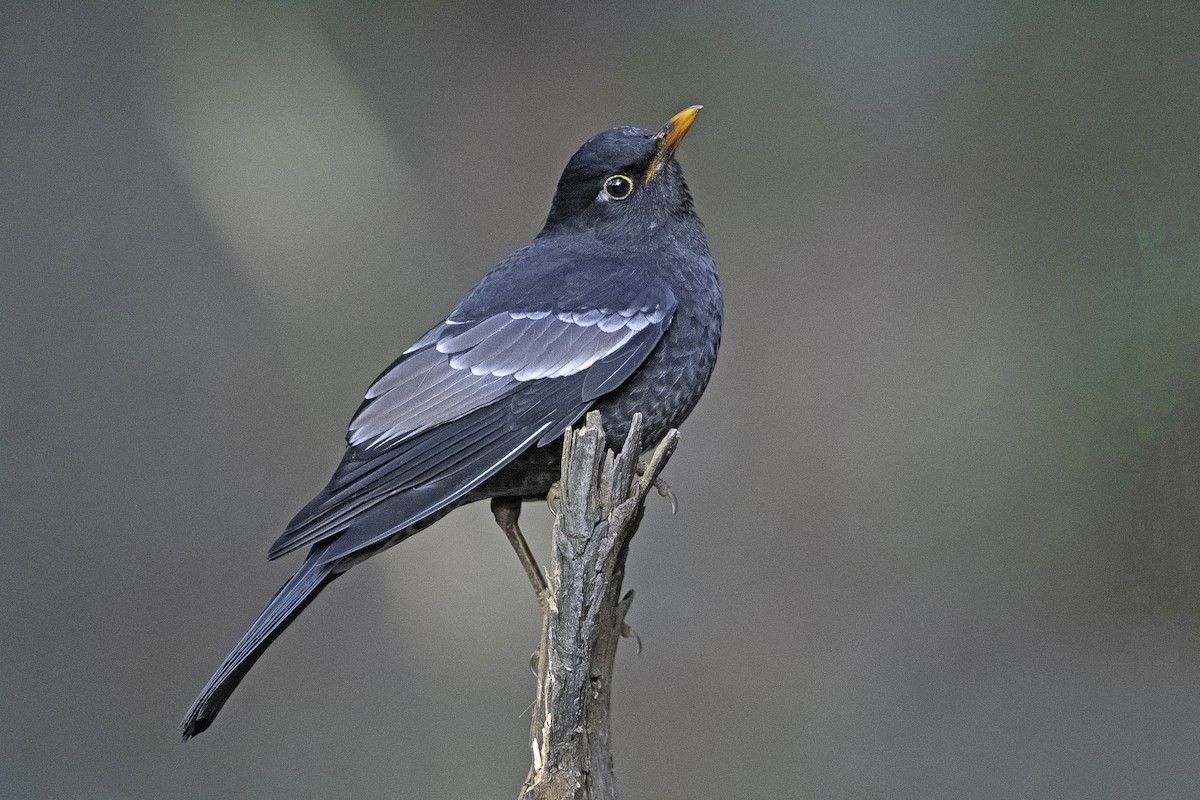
[541, 106, 703, 242]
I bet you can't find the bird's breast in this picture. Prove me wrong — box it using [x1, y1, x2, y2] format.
[595, 254, 722, 449]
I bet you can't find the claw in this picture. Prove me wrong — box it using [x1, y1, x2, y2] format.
[546, 482, 562, 517]
[652, 478, 678, 515]
[620, 622, 643, 655]
[634, 462, 678, 514]
[540, 568, 557, 613]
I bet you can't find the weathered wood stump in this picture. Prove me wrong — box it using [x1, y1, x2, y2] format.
[521, 411, 679, 800]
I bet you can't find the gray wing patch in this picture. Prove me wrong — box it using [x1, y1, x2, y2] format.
[437, 308, 665, 378]
[347, 304, 670, 451]
[349, 347, 517, 450]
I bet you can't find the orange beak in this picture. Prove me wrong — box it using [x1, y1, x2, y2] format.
[645, 105, 702, 183]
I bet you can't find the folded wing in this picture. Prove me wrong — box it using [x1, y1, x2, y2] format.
[267, 293, 675, 565]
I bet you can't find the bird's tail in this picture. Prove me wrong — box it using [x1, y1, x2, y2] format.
[181, 549, 338, 739]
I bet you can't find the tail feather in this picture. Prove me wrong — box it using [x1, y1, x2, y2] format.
[181, 550, 337, 739]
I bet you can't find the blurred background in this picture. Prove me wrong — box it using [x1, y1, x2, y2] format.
[3, 2, 1199, 798]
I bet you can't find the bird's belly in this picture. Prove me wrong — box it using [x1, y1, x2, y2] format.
[595, 347, 712, 446]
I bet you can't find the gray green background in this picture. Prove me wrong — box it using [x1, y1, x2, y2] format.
[3, 2, 1199, 798]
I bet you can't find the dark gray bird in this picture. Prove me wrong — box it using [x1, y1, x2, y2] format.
[181, 106, 722, 738]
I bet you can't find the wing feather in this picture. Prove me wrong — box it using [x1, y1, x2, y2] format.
[271, 271, 677, 563]
[346, 296, 674, 451]
[270, 400, 521, 558]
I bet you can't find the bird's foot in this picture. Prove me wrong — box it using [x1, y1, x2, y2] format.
[635, 463, 677, 514]
[620, 621, 643, 655]
[537, 567, 557, 614]
[546, 481, 562, 517]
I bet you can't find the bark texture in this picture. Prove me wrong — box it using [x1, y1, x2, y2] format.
[521, 411, 679, 800]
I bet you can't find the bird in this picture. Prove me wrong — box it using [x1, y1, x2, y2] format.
[181, 106, 723, 738]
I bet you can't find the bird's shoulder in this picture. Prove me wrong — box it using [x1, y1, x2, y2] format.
[449, 233, 677, 321]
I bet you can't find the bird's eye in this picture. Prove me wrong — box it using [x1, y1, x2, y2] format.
[602, 174, 634, 200]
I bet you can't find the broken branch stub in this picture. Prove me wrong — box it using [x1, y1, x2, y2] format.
[521, 411, 680, 800]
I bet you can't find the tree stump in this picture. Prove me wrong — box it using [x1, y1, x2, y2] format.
[521, 411, 680, 800]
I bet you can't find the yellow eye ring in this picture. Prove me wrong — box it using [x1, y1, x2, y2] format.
[602, 174, 634, 200]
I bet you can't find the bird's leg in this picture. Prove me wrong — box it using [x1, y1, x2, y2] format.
[490, 496, 552, 610]
[635, 462, 678, 514]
